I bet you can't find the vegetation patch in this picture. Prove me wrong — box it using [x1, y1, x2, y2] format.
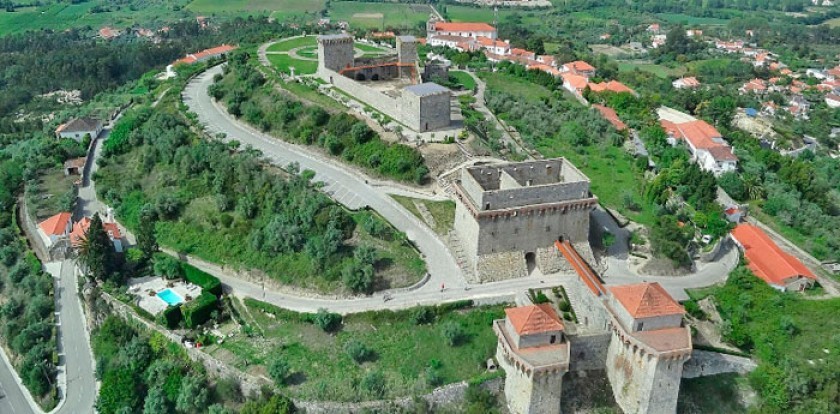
[390, 195, 456, 236]
[327, 1, 430, 29]
[205, 298, 505, 402]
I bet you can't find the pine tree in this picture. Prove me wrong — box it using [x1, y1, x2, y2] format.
[137, 204, 158, 261]
[78, 213, 115, 282]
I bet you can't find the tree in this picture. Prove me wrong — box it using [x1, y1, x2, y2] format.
[268, 357, 290, 386]
[153, 255, 183, 280]
[344, 340, 374, 363]
[441, 321, 466, 347]
[313, 308, 342, 332]
[137, 204, 158, 260]
[718, 172, 746, 201]
[175, 374, 209, 414]
[78, 213, 116, 282]
[143, 386, 171, 414]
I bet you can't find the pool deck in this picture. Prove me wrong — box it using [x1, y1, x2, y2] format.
[127, 276, 203, 315]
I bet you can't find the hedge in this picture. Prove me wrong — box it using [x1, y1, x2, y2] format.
[181, 292, 219, 328]
[159, 305, 183, 329]
[182, 263, 223, 297]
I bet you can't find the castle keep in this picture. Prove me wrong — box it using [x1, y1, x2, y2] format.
[453, 159, 598, 282]
[496, 242, 692, 414]
[316, 34, 452, 132]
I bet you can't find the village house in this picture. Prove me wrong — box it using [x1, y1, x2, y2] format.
[658, 108, 738, 176]
[593, 104, 627, 131]
[730, 224, 816, 292]
[588, 80, 636, 96]
[174, 44, 237, 65]
[561, 60, 596, 78]
[37, 212, 73, 248]
[55, 117, 103, 142]
[672, 76, 700, 89]
[63, 157, 86, 176]
[826, 93, 840, 108]
[70, 217, 124, 253]
[739, 78, 768, 94]
[98, 27, 121, 40]
[561, 73, 589, 95]
[427, 17, 498, 40]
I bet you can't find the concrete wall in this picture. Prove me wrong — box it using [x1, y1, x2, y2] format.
[497, 345, 564, 414]
[606, 331, 685, 414]
[474, 207, 590, 254]
[568, 332, 611, 372]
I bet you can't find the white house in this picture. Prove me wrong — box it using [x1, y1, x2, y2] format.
[37, 212, 72, 248]
[55, 117, 103, 142]
[672, 76, 700, 89]
[826, 93, 840, 108]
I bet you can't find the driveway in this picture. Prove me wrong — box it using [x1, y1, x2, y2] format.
[184, 65, 466, 289]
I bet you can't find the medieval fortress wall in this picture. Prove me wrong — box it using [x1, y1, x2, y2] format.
[317, 34, 451, 133]
[453, 159, 598, 281]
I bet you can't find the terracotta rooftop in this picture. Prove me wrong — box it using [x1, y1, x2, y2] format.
[39, 212, 72, 236]
[588, 80, 635, 94]
[674, 119, 723, 150]
[731, 224, 815, 286]
[708, 145, 738, 161]
[675, 76, 700, 87]
[563, 60, 595, 73]
[562, 73, 589, 90]
[593, 104, 627, 131]
[633, 327, 691, 352]
[175, 44, 236, 65]
[434, 22, 496, 33]
[70, 217, 122, 247]
[64, 157, 86, 170]
[505, 303, 564, 336]
[609, 283, 685, 319]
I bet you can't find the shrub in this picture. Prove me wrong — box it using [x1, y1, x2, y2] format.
[360, 370, 386, 398]
[181, 292, 218, 328]
[183, 264, 223, 297]
[441, 321, 466, 347]
[410, 307, 435, 325]
[558, 300, 571, 312]
[268, 357, 290, 386]
[153, 255, 183, 280]
[424, 365, 442, 387]
[313, 308, 342, 332]
[159, 305, 182, 329]
[343, 340, 374, 363]
[683, 300, 706, 320]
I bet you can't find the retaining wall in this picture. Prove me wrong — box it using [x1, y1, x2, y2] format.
[682, 350, 757, 378]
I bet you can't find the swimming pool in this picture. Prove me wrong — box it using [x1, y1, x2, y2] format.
[156, 288, 185, 306]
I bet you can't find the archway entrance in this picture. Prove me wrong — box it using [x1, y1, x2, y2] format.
[355, 73, 366, 81]
[525, 252, 536, 274]
[371, 73, 380, 81]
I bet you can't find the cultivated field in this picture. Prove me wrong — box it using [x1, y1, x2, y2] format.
[328, 1, 430, 29]
[188, 0, 326, 18]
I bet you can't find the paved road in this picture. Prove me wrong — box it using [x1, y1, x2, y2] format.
[184, 66, 467, 289]
[49, 260, 96, 414]
[0, 357, 34, 414]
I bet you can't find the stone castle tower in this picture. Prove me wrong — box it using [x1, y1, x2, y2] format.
[452, 159, 598, 282]
[494, 304, 569, 414]
[317, 34, 354, 73]
[495, 248, 692, 414]
[396, 35, 419, 78]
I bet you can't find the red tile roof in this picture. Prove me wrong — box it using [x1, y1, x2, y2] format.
[505, 304, 564, 336]
[675, 76, 700, 87]
[708, 145, 738, 161]
[39, 212, 72, 236]
[556, 240, 605, 296]
[175, 44, 236, 65]
[589, 80, 635, 94]
[434, 22, 496, 33]
[563, 60, 595, 73]
[609, 283, 685, 319]
[70, 217, 122, 247]
[562, 73, 589, 91]
[593, 104, 627, 131]
[675, 120, 722, 150]
[731, 224, 815, 286]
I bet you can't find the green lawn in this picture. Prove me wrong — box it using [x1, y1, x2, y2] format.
[355, 42, 387, 53]
[267, 53, 317, 75]
[188, 0, 325, 18]
[327, 1, 430, 29]
[618, 62, 686, 79]
[31, 168, 78, 221]
[450, 70, 477, 91]
[266, 35, 317, 52]
[478, 72, 552, 101]
[206, 298, 505, 401]
[391, 195, 456, 236]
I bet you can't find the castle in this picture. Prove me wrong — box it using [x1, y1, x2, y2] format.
[495, 240, 692, 414]
[316, 34, 452, 133]
[452, 159, 598, 282]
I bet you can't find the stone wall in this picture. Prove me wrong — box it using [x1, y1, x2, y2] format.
[100, 293, 269, 397]
[606, 330, 686, 414]
[482, 181, 590, 210]
[681, 350, 757, 378]
[568, 332, 611, 372]
[400, 90, 451, 132]
[318, 36, 354, 72]
[321, 67, 402, 123]
[497, 344, 563, 414]
[474, 207, 590, 255]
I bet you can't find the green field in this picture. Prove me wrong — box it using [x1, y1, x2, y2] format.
[479, 72, 552, 101]
[267, 53, 318, 75]
[327, 1, 430, 29]
[618, 62, 686, 78]
[266, 35, 317, 52]
[450, 70, 477, 91]
[207, 298, 505, 401]
[656, 12, 729, 25]
[0, 2, 183, 36]
[824, 16, 840, 27]
[188, 0, 325, 19]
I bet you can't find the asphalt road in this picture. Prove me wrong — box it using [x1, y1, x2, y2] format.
[184, 66, 467, 289]
[0, 358, 34, 414]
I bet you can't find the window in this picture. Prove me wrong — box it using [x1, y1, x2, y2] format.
[485, 203, 490, 210]
[550, 335, 556, 344]
[637, 322, 644, 331]
[545, 226, 551, 232]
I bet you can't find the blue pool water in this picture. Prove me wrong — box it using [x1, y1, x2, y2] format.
[157, 288, 185, 306]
